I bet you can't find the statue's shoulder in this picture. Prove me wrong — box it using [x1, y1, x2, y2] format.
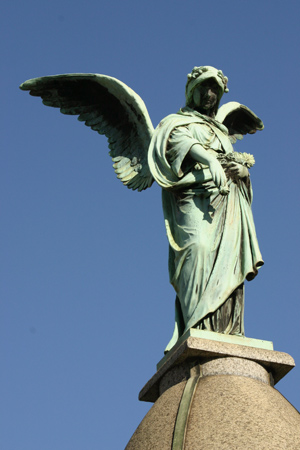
[156, 109, 205, 133]
[157, 112, 182, 128]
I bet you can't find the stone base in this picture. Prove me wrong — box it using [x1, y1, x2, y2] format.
[125, 336, 299, 449]
[139, 335, 295, 403]
[157, 329, 274, 371]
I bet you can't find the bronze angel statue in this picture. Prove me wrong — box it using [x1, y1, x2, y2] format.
[20, 66, 264, 352]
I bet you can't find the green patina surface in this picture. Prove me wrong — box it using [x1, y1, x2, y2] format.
[172, 374, 200, 450]
[21, 66, 264, 354]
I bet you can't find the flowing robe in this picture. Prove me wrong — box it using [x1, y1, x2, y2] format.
[148, 109, 264, 351]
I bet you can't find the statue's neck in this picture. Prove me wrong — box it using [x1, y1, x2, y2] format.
[194, 106, 215, 118]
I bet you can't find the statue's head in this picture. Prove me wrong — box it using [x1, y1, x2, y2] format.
[185, 66, 229, 115]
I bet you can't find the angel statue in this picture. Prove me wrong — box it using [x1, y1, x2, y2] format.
[20, 65, 264, 352]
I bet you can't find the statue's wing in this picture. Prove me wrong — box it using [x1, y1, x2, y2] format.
[20, 74, 155, 191]
[216, 101, 264, 144]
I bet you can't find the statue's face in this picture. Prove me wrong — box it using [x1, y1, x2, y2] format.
[193, 79, 219, 111]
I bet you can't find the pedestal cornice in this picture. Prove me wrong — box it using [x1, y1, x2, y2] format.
[139, 334, 295, 403]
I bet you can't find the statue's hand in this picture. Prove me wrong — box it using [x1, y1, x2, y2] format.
[226, 162, 249, 180]
[189, 144, 228, 193]
[208, 159, 227, 189]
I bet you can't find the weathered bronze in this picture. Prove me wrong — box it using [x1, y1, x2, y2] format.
[20, 66, 264, 352]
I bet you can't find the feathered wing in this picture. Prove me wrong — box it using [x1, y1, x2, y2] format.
[215, 101, 264, 143]
[20, 74, 155, 191]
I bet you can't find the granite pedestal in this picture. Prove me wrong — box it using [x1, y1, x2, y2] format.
[126, 332, 299, 450]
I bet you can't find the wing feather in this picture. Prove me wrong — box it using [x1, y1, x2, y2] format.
[216, 101, 264, 142]
[20, 74, 155, 191]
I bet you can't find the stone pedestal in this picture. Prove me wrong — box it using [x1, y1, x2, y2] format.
[126, 333, 299, 450]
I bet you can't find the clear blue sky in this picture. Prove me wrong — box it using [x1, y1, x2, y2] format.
[2, 1, 300, 448]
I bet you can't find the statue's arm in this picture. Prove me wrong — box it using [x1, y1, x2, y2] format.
[189, 144, 227, 189]
[167, 125, 227, 189]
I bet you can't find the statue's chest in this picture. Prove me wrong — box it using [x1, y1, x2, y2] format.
[191, 123, 233, 154]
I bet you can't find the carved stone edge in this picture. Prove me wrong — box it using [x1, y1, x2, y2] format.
[139, 337, 295, 403]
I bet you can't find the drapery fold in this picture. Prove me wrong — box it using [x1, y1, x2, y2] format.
[148, 109, 263, 351]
